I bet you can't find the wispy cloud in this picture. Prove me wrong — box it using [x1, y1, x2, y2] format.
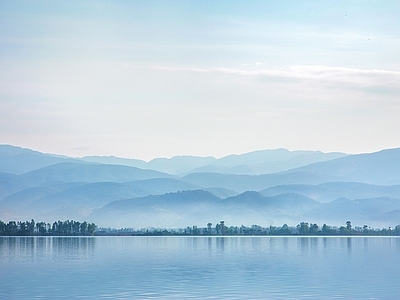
[123, 63, 400, 94]
[124, 63, 399, 78]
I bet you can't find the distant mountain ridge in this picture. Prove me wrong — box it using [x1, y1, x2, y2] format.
[80, 148, 347, 175]
[1, 144, 400, 228]
[284, 148, 400, 185]
[0, 144, 348, 176]
[189, 149, 347, 175]
[261, 182, 400, 203]
[181, 171, 341, 193]
[20, 162, 176, 185]
[0, 144, 78, 174]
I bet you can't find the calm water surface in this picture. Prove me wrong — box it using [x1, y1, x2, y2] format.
[1, 236, 399, 299]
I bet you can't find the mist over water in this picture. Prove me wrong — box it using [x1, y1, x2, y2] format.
[1, 236, 399, 299]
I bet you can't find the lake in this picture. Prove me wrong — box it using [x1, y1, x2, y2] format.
[1, 236, 399, 299]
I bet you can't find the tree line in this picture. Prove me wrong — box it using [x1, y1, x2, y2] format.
[0, 219, 97, 236]
[2, 219, 399, 236]
[99, 220, 400, 236]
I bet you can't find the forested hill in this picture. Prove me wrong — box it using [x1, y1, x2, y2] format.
[1, 144, 400, 228]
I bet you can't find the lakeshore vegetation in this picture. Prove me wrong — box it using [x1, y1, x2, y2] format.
[0, 219, 97, 236]
[123, 220, 400, 236]
[2, 219, 398, 236]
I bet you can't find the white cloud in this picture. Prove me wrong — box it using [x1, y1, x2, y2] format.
[121, 63, 400, 98]
[123, 63, 399, 80]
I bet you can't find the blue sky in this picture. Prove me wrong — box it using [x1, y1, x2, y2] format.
[1, 1, 399, 160]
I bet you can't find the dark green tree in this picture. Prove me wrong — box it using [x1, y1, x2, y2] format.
[277, 224, 291, 235]
[309, 223, 319, 234]
[0, 220, 5, 235]
[220, 221, 225, 235]
[6, 221, 17, 235]
[346, 221, 352, 231]
[207, 223, 212, 235]
[394, 225, 400, 235]
[87, 223, 97, 236]
[215, 223, 221, 234]
[192, 225, 200, 235]
[321, 224, 333, 234]
[29, 219, 35, 235]
[297, 222, 309, 235]
[80, 221, 88, 235]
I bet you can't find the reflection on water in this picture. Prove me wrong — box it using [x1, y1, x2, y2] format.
[0, 236, 96, 261]
[1, 236, 399, 299]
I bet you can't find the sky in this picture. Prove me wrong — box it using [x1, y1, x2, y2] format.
[1, 1, 399, 160]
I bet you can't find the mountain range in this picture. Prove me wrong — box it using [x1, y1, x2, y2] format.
[1, 144, 399, 229]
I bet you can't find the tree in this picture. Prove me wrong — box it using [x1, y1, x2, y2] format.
[18, 221, 28, 235]
[185, 226, 192, 235]
[0, 220, 5, 235]
[220, 221, 225, 235]
[297, 222, 309, 235]
[36, 222, 47, 235]
[87, 223, 97, 236]
[29, 219, 35, 235]
[80, 221, 88, 235]
[309, 223, 319, 234]
[52, 222, 57, 235]
[207, 223, 212, 235]
[251, 224, 262, 235]
[394, 225, 400, 236]
[276, 224, 291, 235]
[192, 225, 200, 235]
[215, 223, 221, 234]
[72, 221, 81, 235]
[346, 221, 352, 231]
[6, 221, 17, 235]
[322, 224, 331, 234]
